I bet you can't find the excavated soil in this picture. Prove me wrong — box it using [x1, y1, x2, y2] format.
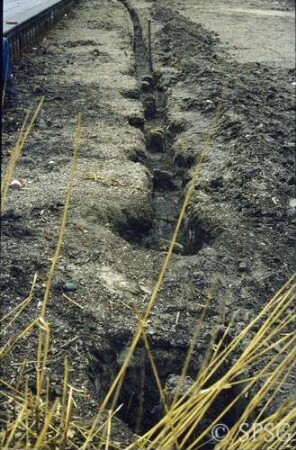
[1, 0, 295, 447]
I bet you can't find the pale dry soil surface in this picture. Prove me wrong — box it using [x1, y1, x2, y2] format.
[1, 0, 295, 447]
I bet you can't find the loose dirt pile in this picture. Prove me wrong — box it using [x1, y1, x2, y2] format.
[1, 0, 295, 446]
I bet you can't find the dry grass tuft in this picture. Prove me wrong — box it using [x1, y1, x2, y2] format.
[1, 101, 295, 450]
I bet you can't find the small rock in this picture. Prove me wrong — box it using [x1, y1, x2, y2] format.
[63, 281, 79, 292]
[238, 261, 248, 272]
[9, 179, 25, 189]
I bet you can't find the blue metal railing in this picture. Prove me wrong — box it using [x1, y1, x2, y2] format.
[4, 0, 79, 61]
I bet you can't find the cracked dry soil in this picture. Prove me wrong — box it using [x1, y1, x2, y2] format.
[1, 0, 295, 445]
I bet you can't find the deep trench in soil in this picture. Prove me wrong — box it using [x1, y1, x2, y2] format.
[87, 0, 248, 440]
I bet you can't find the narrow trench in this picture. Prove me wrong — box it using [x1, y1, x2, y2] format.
[118, 0, 211, 256]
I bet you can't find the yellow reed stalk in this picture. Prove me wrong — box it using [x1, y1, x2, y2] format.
[226, 304, 295, 373]
[179, 391, 232, 449]
[44, 373, 51, 422]
[62, 358, 69, 412]
[34, 398, 59, 448]
[62, 386, 73, 446]
[148, 357, 230, 438]
[1, 98, 44, 208]
[0, 380, 29, 406]
[2, 106, 30, 174]
[241, 327, 294, 370]
[36, 318, 50, 406]
[105, 410, 112, 450]
[244, 286, 295, 351]
[24, 377, 30, 448]
[62, 293, 84, 309]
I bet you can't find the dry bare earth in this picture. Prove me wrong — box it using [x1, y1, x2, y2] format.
[1, 0, 295, 443]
